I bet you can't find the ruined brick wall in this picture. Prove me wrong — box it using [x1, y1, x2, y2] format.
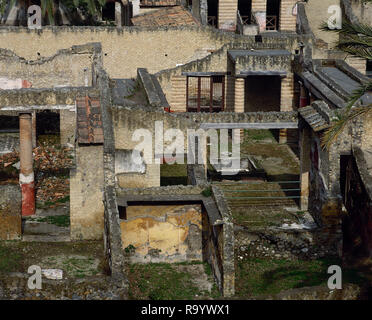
[218, 0, 238, 31]
[156, 36, 299, 112]
[345, 56, 367, 75]
[0, 26, 301, 80]
[156, 45, 230, 112]
[306, 110, 372, 256]
[0, 26, 251, 79]
[342, 151, 372, 260]
[280, 0, 297, 31]
[252, 0, 266, 12]
[0, 48, 93, 88]
[120, 204, 203, 263]
[113, 108, 161, 188]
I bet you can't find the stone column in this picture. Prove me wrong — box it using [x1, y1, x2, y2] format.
[19, 113, 35, 216]
[234, 77, 245, 141]
[31, 111, 36, 148]
[115, 1, 123, 26]
[299, 124, 311, 210]
[280, 75, 294, 143]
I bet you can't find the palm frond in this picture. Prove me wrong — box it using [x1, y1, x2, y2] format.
[321, 80, 372, 150]
[321, 105, 372, 150]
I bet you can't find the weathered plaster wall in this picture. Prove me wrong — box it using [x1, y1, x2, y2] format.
[70, 145, 105, 240]
[0, 185, 21, 240]
[0, 48, 93, 88]
[120, 204, 203, 263]
[349, 0, 372, 25]
[304, 0, 340, 46]
[0, 26, 301, 80]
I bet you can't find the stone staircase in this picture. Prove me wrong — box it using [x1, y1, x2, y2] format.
[213, 180, 300, 208]
[22, 205, 70, 242]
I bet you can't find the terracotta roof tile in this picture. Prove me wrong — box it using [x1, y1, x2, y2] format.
[76, 96, 104, 145]
[131, 6, 199, 27]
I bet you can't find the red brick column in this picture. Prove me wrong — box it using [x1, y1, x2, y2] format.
[19, 113, 35, 216]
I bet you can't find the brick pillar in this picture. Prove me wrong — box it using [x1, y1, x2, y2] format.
[19, 113, 35, 216]
[280, 75, 294, 143]
[170, 75, 187, 112]
[218, 0, 238, 31]
[299, 125, 311, 210]
[115, 1, 123, 26]
[280, 0, 297, 31]
[234, 77, 245, 141]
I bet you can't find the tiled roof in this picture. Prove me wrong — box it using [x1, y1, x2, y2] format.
[140, 0, 180, 7]
[131, 6, 199, 27]
[76, 96, 104, 145]
[298, 105, 330, 132]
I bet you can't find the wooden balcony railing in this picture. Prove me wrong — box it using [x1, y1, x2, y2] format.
[241, 15, 251, 25]
[266, 15, 277, 30]
[208, 16, 217, 27]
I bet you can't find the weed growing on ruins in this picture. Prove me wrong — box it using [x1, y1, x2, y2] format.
[34, 215, 70, 228]
[0, 242, 22, 273]
[235, 257, 367, 298]
[127, 262, 220, 300]
[160, 163, 188, 186]
[243, 129, 276, 143]
[201, 187, 213, 197]
[124, 244, 136, 254]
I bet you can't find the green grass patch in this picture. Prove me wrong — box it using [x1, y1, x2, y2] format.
[127, 262, 219, 300]
[0, 242, 22, 273]
[160, 163, 188, 186]
[35, 215, 70, 228]
[243, 129, 276, 142]
[236, 257, 367, 298]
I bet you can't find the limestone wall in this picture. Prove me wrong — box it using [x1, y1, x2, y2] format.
[0, 48, 93, 88]
[70, 145, 105, 240]
[0, 26, 301, 80]
[304, 0, 340, 46]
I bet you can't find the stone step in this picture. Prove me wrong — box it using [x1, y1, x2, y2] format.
[22, 220, 69, 236]
[22, 234, 70, 242]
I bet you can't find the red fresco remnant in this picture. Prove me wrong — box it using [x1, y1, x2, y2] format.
[0, 77, 32, 89]
[22, 80, 32, 88]
[21, 182, 35, 216]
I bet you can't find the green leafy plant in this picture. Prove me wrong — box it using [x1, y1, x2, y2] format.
[320, 8, 372, 149]
[2, 0, 106, 25]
